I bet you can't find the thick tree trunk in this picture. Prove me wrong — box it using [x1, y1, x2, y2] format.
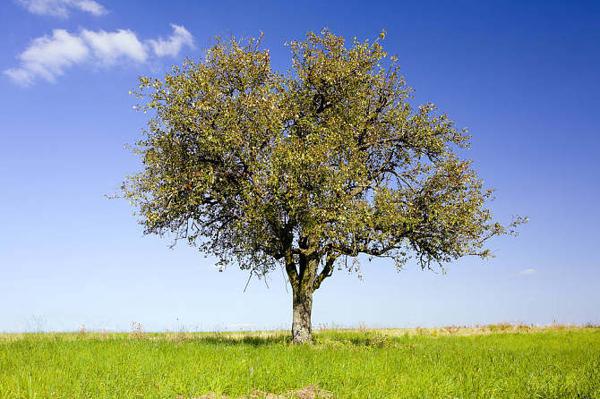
[291, 285, 313, 343]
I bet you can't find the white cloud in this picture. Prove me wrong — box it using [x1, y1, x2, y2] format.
[4, 25, 195, 86]
[82, 29, 148, 64]
[518, 268, 537, 276]
[4, 29, 89, 86]
[17, 0, 107, 17]
[148, 24, 194, 57]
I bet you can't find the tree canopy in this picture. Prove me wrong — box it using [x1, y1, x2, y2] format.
[123, 30, 524, 342]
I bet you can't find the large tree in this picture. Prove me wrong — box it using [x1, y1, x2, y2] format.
[123, 30, 524, 343]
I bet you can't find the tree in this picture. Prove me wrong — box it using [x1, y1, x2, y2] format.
[122, 30, 524, 343]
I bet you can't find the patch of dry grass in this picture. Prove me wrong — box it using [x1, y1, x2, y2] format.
[189, 385, 332, 399]
[318, 323, 595, 338]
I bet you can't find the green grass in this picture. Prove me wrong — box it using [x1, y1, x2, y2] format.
[1, 327, 599, 398]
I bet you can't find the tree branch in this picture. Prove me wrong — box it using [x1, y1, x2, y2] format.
[313, 253, 337, 290]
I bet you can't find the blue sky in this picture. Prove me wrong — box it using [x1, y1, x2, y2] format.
[0, 0, 599, 332]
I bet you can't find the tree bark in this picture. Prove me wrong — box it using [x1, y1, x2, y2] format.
[291, 283, 313, 343]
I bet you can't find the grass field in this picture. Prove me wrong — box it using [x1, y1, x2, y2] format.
[1, 325, 599, 398]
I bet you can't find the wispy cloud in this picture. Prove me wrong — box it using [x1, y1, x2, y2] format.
[82, 29, 148, 64]
[4, 29, 89, 86]
[17, 0, 107, 18]
[4, 25, 195, 86]
[518, 268, 537, 276]
[148, 24, 195, 57]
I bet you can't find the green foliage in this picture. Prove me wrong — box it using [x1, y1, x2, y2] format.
[1, 329, 599, 398]
[123, 29, 524, 288]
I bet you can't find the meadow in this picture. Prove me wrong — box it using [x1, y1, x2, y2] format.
[1, 325, 599, 398]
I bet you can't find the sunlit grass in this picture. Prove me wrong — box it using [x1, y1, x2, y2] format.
[1, 326, 599, 398]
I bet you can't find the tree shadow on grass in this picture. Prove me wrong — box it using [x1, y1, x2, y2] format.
[314, 331, 398, 348]
[194, 333, 393, 348]
[180, 334, 291, 347]
[163, 331, 404, 348]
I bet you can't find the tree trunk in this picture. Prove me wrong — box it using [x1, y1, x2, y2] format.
[291, 284, 313, 343]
